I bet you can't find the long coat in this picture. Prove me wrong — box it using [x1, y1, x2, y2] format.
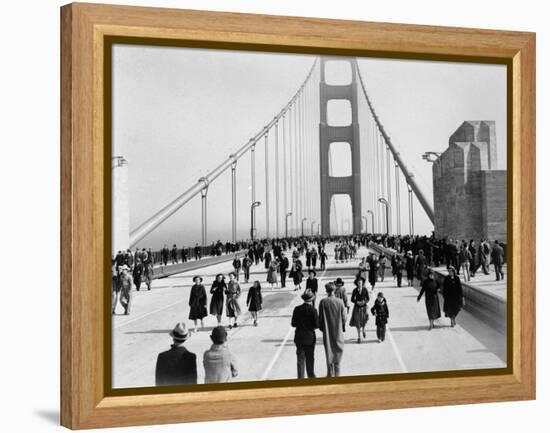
[209, 280, 226, 316]
[188, 283, 207, 320]
[246, 285, 262, 312]
[318, 295, 346, 364]
[225, 280, 242, 317]
[442, 275, 464, 317]
[418, 277, 441, 320]
[155, 345, 197, 386]
[367, 258, 379, 286]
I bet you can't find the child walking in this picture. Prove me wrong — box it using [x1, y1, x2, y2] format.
[370, 292, 390, 343]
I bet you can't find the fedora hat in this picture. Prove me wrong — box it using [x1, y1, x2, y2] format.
[193, 276, 203, 283]
[169, 322, 190, 342]
[334, 277, 345, 286]
[119, 264, 130, 272]
[308, 269, 317, 276]
[301, 289, 315, 302]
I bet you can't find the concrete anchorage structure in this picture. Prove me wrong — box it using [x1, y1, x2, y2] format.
[112, 156, 130, 255]
[433, 121, 507, 242]
[319, 57, 362, 235]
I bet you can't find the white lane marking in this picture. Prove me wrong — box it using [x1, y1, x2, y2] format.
[260, 250, 334, 380]
[261, 326, 294, 380]
[386, 326, 408, 373]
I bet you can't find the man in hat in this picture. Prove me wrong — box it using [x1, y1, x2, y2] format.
[118, 265, 134, 315]
[318, 283, 347, 377]
[155, 323, 197, 386]
[203, 326, 238, 383]
[333, 278, 349, 313]
[291, 289, 318, 379]
[305, 270, 319, 307]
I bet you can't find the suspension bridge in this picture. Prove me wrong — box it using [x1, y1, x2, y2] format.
[111, 56, 506, 388]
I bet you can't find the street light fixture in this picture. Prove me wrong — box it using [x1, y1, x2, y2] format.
[301, 217, 308, 237]
[378, 198, 390, 236]
[421, 151, 441, 163]
[250, 201, 261, 240]
[366, 210, 375, 234]
[285, 211, 293, 238]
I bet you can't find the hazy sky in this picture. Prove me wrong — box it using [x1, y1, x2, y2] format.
[112, 44, 506, 249]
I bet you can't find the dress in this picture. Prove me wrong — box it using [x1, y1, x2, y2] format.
[349, 287, 369, 328]
[209, 280, 226, 316]
[418, 278, 441, 320]
[188, 283, 207, 320]
[267, 260, 279, 284]
[225, 280, 242, 317]
[442, 275, 464, 318]
[246, 286, 263, 311]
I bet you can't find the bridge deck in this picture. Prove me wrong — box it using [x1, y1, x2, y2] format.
[112, 244, 506, 388]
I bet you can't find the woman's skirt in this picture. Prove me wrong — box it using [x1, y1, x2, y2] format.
[349, 305, 368, 328]
[425, 294, 441, 320]
[189, 305, 207, 320]
[267, 270, 278, 284]
[209, 296, 224, 316]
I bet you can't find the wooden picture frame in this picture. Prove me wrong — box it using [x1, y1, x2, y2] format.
[60, 2, 536, 429]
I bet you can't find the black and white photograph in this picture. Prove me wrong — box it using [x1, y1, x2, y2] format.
[110, 45, 508, 389]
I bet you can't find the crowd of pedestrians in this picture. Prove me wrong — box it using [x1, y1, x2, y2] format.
[116, 232, 505, 385]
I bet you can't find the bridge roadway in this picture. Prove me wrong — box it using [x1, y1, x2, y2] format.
[112, 243, 506, 388]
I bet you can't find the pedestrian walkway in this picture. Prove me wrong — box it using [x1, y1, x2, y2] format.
[112, 242, 506, 388]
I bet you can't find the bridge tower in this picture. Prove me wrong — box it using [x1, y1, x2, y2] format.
[319, 57, 362, 235]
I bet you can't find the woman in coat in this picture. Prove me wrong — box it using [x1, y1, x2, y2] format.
[225, 272, 242, 328]
[290, 258, 304, 291]
[266, 257, 279, 288]
[209, 274, 226, 326]
[349, 278, 370, 343]
[246, 280, 263, 326]
[188, 276, 207, 332]
[442, 266, 464, 327]
[417, 270, 441, 330]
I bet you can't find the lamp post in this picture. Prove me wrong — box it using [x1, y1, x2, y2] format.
[367, 210, 375, 234]
[421, 151, 441, 162]
[378, 198, 390, 236]
[310, 220, 316, 236]
[285, 211, 293, 238]
[301, 217, 307, 237]
[250, 201, 261, 240]
[361, 215, 367, 234]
